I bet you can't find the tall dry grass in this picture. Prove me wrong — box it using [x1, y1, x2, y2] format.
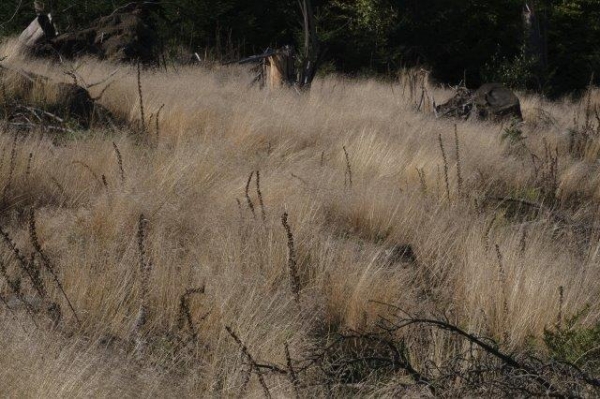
[1, 38, 600, 396]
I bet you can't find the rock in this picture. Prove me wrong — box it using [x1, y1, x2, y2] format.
[435, 83, 523, 122]
[471, 83, 523, 121]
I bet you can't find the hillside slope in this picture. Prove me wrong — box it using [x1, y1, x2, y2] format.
[1, 42, 600, 397]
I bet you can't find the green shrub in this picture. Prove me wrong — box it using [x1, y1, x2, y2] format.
[543, 306, 600, 374]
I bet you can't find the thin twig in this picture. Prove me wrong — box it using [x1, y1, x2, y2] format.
[454, 125, 463, 196]
[285, 342, 301, 399]
[256, 170, 266, 221]
[438, 133, 450, 202]
[226, 326, 272, 399]
[343, 146, 352, 189]
[137, 60, 146, 134]
[112, 142, 125, 183]
[282, 212, 301, 303]
[245, 172, 256, 219]
[29, 208, 80, 325]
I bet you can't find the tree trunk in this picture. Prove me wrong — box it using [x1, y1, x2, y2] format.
[298, 0, 319, 89]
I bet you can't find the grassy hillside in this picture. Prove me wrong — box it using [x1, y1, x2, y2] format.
[1, 39, 600, 397]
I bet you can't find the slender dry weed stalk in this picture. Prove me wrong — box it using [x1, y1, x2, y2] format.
[156, 104, 165, 141]
[101, 174, 108, 191]
[225, 326, 272, 399]
[483, 214, 497, 252]
[112, 142, 125, 183]
[0, 224, 46, 299]
[137, 60, 146, 134]
[238, 364, 252, 399]
[245, 171, 256, 219]
[290, 173, 309, 186]
[50, 176, 66, 197]
[495, 244, 510, 341]
[72, 160, 101, 184]
[255, 170, 266, 221]
[147, 113, 154, 133]
[0, 145, 6, 173]
[0, 257, 38, 327]
[557, 286, 564, 329]
[438, 133, 450, 202]
[29, 208, 79, 324]
[25, 152, 32, 180]
[343, 146, 352, 189]
[133, 214, 152, 352]
[285, 342, 301, 399]
[417, 167, 427, 194]
[454, 125, 463, 196]
[520, 228, 527, 254]
[177, 286, 205, 342]
[1, 132, 18, 203]
[282, 212, 300, 304]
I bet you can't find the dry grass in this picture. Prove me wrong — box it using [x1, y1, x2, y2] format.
[1, 38, 600, 397]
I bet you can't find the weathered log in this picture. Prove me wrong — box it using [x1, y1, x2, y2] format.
[19, 14, 56, 47]
[23, 4, 157, 63]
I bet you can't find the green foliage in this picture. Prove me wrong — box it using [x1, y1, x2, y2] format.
[501, 121, 526, 144]
[544, 305, 600, 374]
[482, 45, 540, 90]
[0, 0, 599, 95]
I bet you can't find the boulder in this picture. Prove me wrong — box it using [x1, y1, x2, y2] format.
[435, 83, 523, 122]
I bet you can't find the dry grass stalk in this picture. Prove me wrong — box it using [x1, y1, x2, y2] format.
[1, 132, 18, 203]
[225, 326, 272, 399]
[29, 208, 78, 324]
[112, 142, 125, 183]
[0, 145, 5, 174]
[454, 125, 463, 197]
[156, 103, 165, 141]
[71, 160, 101, 183]
[0, 257, 38, 326]
[290, 173, 308, 186]
[343, 146, 352, 189]
[281, 212, 300, 304]
[255, 170, 266, 222]
[245, 171, 256, 219]
[495, 244, 510, 340]
[49, 176, 66, 197]
[417, 167, 427, 194]
[0, 224, 47, 299]
[520, 228, 527, 254]
[133, 214, 152, 351]
[177, 286, 205, 342]
[438, 133, 450, 202]
[557, 285, 564, 329]
[285, 342, 300, 399]
[25, 152, 32, 180]
[137, 60, 146, 134]
[483, 214, 497, 252]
